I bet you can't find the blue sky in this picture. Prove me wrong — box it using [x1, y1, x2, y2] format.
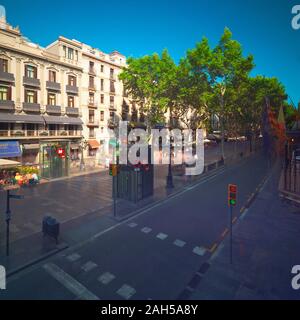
[1, 0, 299, 105]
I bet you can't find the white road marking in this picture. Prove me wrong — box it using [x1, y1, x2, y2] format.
[81, 261, 98, 272]
[193, 246, 207, 256]
[156, 233, 168, 240]
[43, 263, 99, 300]
[98, 272, 115, 285]
[240, 208, 249, 220]
[128, 222, 138, 228]
[66, 253, 81, 262]
[141, 227, 152, 234]
[174, 239, 186, 248]
[116, 284, 136, 300]
[76, 167, 228, 244]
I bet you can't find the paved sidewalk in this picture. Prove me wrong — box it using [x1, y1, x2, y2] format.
[189, 161, 300, 300]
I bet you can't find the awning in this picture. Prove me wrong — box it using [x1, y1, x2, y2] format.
[43, 116, 83, 125]
[0, 159, 21, 169]
[88, 140, 100, 149]
[22, 143, 40, 150]
[0, 141, 21, 158]
[70, 143, 79, 150]
[0, 113, 45, 124]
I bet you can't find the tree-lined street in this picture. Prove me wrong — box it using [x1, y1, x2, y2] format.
[0, 152, 269, 299]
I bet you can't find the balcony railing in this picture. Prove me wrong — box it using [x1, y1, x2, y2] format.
[87, 120, 99, 127]
[0, 130, 82, 138]
[65, 107, 79, 116]
[23, 76, 40, 88]
[89, 68, 96, 75]
[0, 100, 15, 111]
[89, 83, 96, 91]
[46, 81, 61, 91]
[0, 71, 15, 83]
[23, 102, 41, 112]
[46, 105, 61, 114]
[66, 85, 79, 95]
[88, 101, 97, 109]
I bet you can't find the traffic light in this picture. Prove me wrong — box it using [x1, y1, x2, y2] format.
[109, 164, 118, 176]
[228, 184, 237, 206]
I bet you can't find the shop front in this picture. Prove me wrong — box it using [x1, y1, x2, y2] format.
[40, 141, 70, 179]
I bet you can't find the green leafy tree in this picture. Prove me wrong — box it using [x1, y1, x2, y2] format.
[119, 49, 178, 127]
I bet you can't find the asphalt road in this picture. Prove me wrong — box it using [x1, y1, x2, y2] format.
[0, 141, 249, 247]
[0, 151, 268, 300]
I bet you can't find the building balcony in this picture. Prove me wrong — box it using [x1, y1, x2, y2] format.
[109, 104, 116, 110]
[0, 71, 15, 83]
[66, 85, 79, 95]
[0, 100, 15, 111]
[88, 102, 97, 109]
[110, 74, 115, 80]
[23, 102, 41, 112]
[89, 68, 96, 76]
[0, 129, 82, 139]
[42, 130, 82, 138]
[65, 107, 79, 116]
[87, 120, 99, 127]
[46, 105, 61, 114]
[46, 81, 61, 91]
[88, 84, 96, 91]
[23, 76, 40, 88]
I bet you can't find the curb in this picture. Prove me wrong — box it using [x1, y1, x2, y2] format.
[177, 169, 270, 300]
[6, 242, 68, 278]
[113, 163, 227, 222]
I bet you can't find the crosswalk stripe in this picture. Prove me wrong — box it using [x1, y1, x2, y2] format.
[43, 263, 99, 300]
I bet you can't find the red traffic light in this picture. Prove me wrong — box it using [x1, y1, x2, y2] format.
[229, 185, 237, 193]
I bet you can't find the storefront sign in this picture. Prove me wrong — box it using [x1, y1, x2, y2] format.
[0, 141, 21, 158]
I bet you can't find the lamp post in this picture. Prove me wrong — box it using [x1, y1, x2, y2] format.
[219, 84, 226, 161]
[166, 111, 174, 189]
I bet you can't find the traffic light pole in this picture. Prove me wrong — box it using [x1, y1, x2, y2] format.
[4, 188, 24, 256]
[113, 174, 116, 218]
[229, 204, 233, 264]
[227, 184, 237, 265]
[6, 190, 11, 257]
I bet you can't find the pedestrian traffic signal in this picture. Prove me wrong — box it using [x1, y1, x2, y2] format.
[228, 184, 237, 206]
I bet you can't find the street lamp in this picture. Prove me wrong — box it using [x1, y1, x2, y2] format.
[219, 83, 226, 160]
[166, 112, 174, 189]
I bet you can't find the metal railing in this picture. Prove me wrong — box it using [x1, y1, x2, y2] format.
[283, 158, 300, 195]
[0, 130, 82, 138]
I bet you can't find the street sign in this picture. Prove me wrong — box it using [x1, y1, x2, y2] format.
[9, 194, 24, 200]
[228, 184, 237, 206]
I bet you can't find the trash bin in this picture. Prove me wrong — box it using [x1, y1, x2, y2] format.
[42, 216, 59, 243]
